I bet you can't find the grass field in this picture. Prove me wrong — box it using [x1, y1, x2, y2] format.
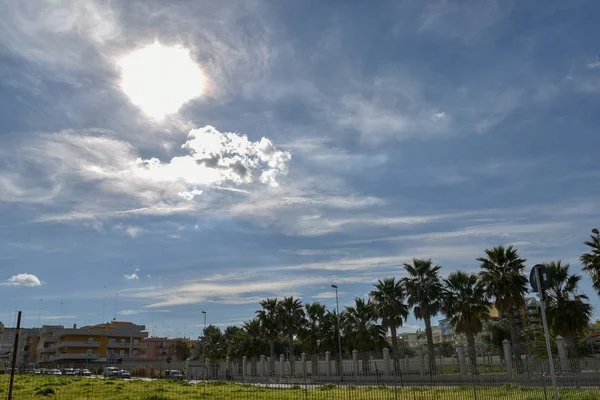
[1, 374, 599, 400]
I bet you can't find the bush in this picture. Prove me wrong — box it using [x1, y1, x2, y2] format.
[291, 385, 301, 390]
[320, 383, 336, 391]
[35, 386, 56, 396]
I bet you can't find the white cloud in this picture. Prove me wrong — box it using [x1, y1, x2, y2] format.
[124, 268, 140, 280]
[312, 291, 340, 299]
[40, 315, 77, 320]
[3, 273, 42, 287]
[115, 224, 145, 239]
[118, 309, 140, 316]
[588, 61, 600, 69]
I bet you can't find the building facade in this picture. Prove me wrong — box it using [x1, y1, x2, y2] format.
[36, 321, 148, 366]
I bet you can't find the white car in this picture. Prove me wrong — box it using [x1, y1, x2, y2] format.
[103, 367, 120, 377]
[51, 369, 62, 375]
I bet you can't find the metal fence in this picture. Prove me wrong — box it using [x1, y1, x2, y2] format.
[3, 339, 600, 399]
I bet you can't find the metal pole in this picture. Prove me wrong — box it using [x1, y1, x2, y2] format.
[8, 311, 22, 400]
[332, 285, 343, 379]
[536, 268, 559, 400]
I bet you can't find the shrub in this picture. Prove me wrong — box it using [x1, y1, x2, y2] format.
[143, 395, 170, 400]
[320, 383, 336, 391]
[291, 385, 301, 390]
[35, 386, 55, 396]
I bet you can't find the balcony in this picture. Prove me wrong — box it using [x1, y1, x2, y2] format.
[57, 341, 100, 348]
[41, 337, 57, 343]
[51, 353, 99, 361]
[39, 347, 56, 353]
[107, 342, 147, 348]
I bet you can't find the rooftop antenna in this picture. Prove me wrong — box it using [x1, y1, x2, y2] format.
[114, 293, 119, 321]
[102, 286, 107, 323]
[37, 299, 43, 327]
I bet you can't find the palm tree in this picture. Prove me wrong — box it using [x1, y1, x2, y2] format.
[544, 261, 593, 341]
[256, 298, 280, 374]
[442, 271, 491, 374]
[478, 245, 528, 357]
[403, 258, 443, 375]
[581, 228, 600, 296]
[278, 296, 305, 375]
[369, 278, 409, 353]
[300, 302, 327, 354]
[342, 297, 386, 352]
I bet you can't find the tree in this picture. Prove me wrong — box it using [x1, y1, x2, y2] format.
[202, 325, 227, 360]
[300, 302, 328, 354]
[342, 297, 385, 352]
[278, 296, 305, 375]
[369, 278, 409, 353]
[581, 228, 600, 296]
[173, 340, 191, 361]
[442, 271, 491, 374]
[544, 261, 593, 341]
[478, 245, 528, 357]
[480, 320, 511, 355]
[403, 258, 443, 375]
[256, 298, 280, 374]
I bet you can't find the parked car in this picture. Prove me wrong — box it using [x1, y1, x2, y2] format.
[104, 367, 120, 378]
[62, 368, 76, 376]
[34, 369, 42, 374]
[165, 369, 184, 380]
[73, 369, 80, 375]
[80, 369, 92, 376]
[51, 369, 62, 375]
[118, 370, 131, 379]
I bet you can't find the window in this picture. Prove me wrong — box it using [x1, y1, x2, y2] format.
[87, 337, 94, 344]
[121, 338, 126, 343]
[87, 349, 92, 356]
[108, 338, 115, 344]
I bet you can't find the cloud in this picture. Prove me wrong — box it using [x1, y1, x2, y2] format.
[124, 268, 140, 280]
[3, 273, 42, 287]
[312, 291, 340, 300]
[4, 125, 290, 225]
[115, 224, 145, 239]
[588, 61, 600, 69]
[118, 309, 140, 316]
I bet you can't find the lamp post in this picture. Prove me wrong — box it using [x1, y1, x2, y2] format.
[201, 311, 207, 358]
[201, 311, 207, 334]
[331, 284, 343, 378]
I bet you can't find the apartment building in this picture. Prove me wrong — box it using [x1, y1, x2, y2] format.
[0, 323, 41, 368]
[142, 337, 198, 362]
[37, 321, 148, 366]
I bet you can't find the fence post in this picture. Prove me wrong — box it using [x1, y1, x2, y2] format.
[456, 342, 467, 375]
[204, 357, 210, 380]
[352, 349, 359, 380]
[301, 353, 307, 379]
[260, 355, 266, 377]
[383, 348, 391, 376]
[242, 356, 247, 381]
[502, 339, 512, 379]
[556, 336, 568, 372]
[417, 346, 425, 376]
[325, 351, 331, 376]
[280, 354, 285, 379]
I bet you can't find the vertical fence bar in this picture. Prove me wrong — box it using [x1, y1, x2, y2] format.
[7, 311, 22, 400]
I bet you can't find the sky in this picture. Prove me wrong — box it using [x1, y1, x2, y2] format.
[1, 0, 600, 339]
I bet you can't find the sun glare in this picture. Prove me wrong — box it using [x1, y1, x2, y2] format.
[118, 42, 204, 119]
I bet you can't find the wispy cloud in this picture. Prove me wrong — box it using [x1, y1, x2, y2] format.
[124, 268, 140, 280]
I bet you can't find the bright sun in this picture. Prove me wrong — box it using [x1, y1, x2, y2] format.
[118, 42, 205, 119]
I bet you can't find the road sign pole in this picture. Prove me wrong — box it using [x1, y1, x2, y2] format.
[536, 268, 559, 400]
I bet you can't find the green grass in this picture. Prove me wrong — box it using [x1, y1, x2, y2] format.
[1, 374, 598, 399]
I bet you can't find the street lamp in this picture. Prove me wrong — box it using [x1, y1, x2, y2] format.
[331, 284, 343, 377]
[201, 311, 207, 334]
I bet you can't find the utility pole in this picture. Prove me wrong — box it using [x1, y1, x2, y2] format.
[332, 285, 343, 378]
[8, 311, 22, 400]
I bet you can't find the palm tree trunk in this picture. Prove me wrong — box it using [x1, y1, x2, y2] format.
[424, 315, 436, 375]
[508, 310, 520, 360]
[390, 325, 398, 352]
[269, 340, 275, 375]
[466, 332, 477, 375]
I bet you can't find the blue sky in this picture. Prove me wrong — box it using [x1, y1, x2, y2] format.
[1, 0, 600, 338]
